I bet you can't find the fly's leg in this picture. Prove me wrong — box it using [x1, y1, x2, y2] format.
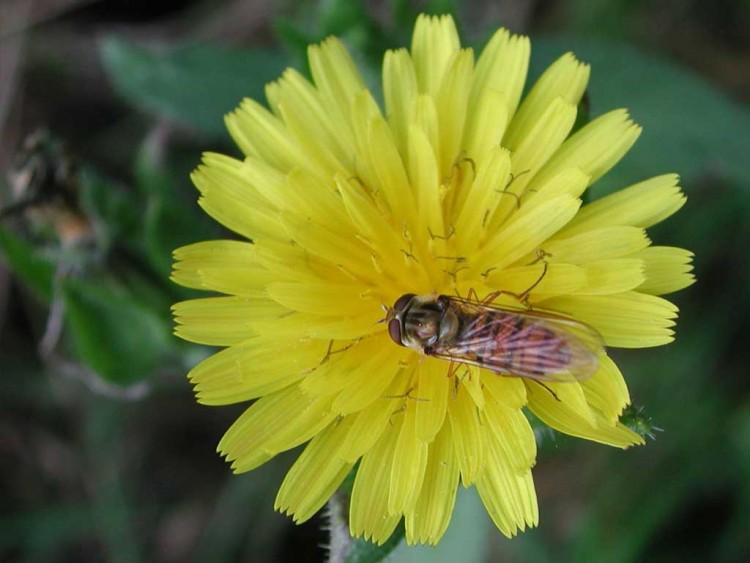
[308, 338, 361, 372]
[517, 260, 549, 307]
[535, 381, 561, 402]
[383, 386, 428, 403]
[494, 189, 521, 209]
[468, 254, 550, 309]
[452, 153, 477, 181]
[445, 359, 459, 379]
[494, 170, 531, 209]
[464, 287, 509, 306]
[449, 365, 473, 399]
[445, 359, 462, 399]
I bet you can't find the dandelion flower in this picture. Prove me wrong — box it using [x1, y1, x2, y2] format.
[172, 14, 694, 545]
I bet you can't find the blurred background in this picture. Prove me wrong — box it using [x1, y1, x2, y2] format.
[1, 0, 749, 561]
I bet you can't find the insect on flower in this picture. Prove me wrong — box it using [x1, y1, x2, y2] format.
[386, 292, 604, 383]
[171, 13, 695, 546]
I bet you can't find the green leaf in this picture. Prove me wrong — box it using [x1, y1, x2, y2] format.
[0, 225, 55, 301]
[566, 0, 635, 38]
[273, 19, 316, 68]
[62, 277, 172, 385]
[424, 0, 459, 18]
[78, 167, 140, 254]
[318, 0, 370, 37]
[387, 488, 489, 563]
[134, 147, 218, 278]
[84, 400, 142, 563]
[99, 38, 289, 135]
[345, 521, 405, 563]
[0, 505, 96, 553]
[530, 37, 750, 195]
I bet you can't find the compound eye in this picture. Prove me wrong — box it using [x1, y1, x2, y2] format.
[392, 293, 416, 314]
[387, 318, 404, 346]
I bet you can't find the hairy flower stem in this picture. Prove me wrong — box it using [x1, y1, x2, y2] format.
[325, 490, 352, 563]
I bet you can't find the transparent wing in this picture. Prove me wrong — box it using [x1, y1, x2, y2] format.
[431, 297, 604, 382]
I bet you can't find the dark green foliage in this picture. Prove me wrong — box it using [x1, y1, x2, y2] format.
[100, 39, 289, 135]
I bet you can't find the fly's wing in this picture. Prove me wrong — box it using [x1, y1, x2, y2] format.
[431, 297, 605, 382]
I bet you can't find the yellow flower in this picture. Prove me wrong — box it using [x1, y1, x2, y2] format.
[172, 14, 694, 546]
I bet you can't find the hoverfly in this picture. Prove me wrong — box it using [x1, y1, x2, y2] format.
[386, 294, 603, 382]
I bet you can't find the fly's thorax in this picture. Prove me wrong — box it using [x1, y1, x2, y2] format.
[387, 294, 461, 352]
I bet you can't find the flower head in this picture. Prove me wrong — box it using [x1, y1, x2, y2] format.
[172, 14, 694, 545]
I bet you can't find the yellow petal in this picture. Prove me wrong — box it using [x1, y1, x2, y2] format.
[248, 310, 383, 341]
[506, 97, 578, 192]
[541, 292, 679, 348]
[195, 267, 277, 297]
[505, 52, 590, 148]
[301, 337, 379, 396]
[471, 28, 530, 119]
[265, 68, 352, 165]
[409, 94, 439, 157]
[454, 147, 511, 256]
[485, 262, 587, 299]
[189, 336, 328, 405]
[411, 14, 461, 97]
[225, 98, 313, 173]
[575, 259, 646, 295]
[632, 246, 696, 295]
[383, 48, 418, 159]
[172, 296, 288, 346]
[488, 108, 582, 232]
[407, 124, 445, 264]
[274, 89, 351, 180]
[415, 358, 450, 442]
[334, 175, 403, 253]
[282, 170, 352, 234]
[280, 212, 377, 284]
[527, 381, 644, 448]
[366, 116, 418, 228]
[253, 239, 352, 284]
[172, 239, 257, 290]
[475, 434, 538, 537]
[267, 281, 375, 316]
[527, 109, 641, 192]
[483, 396, 536, 472]
[350, 419, 402, 544]
[389, 405, 428, 514]
[332, 342, 411, 414]
[237, 155, 290, 210]
[218, 384, 337, 473]
[338, 367, 413, 462]
[461, 87, 508, 161]
[350, 89, 387, 194]
[581, 354, 630, 423]
[435, 49, 474, 177]
[302, 333, 408, 407]
[191, 153, 286, 241]
[541, 226, 650, 264]
[481, 373, 527, 410]
[461, 366, 486, 410]
[172, 240, 277, 296]
[275, 417, 355, 523]
[448, 385, 486, 486]
[522, 166, 591, 207]
[404, 423, 460, 545]
[308, 37, 365, 138]
[474, 195, 581, 275]
[560, 174, 686, 236]
[531, 379, 595, 425]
